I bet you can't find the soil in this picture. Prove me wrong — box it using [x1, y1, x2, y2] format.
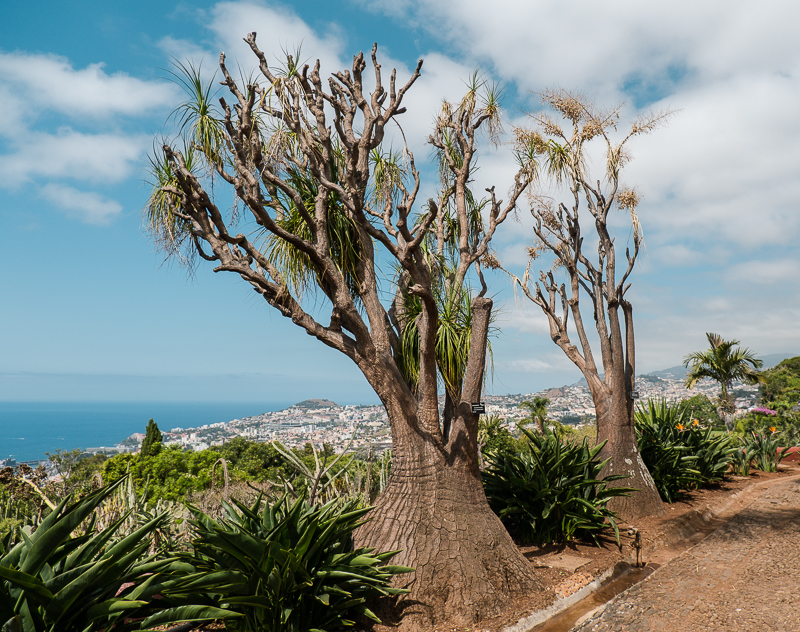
[390, 466, 800, 632]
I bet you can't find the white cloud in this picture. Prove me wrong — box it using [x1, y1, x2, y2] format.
[724, 258, 800, 286]
[0, 49, 174, 225]
[39, 183, 123, 224]
[203, 3, 478, 160]
[499, 301, 551, 335]
[363, 1, 800, 251]
[0, 130, 148, 186]
[206, 1, 347, 75]
[0, 51, 177, 121]
[626, 72, 800, 248]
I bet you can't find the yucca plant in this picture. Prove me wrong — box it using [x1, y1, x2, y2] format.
[184, 494, 411, 632]
[482, 427, 631, 545]
[0, 478, 230, 632]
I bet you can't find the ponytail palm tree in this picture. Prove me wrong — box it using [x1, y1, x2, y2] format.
[684, 333, 765, 431]
[146, 39, 539, 629]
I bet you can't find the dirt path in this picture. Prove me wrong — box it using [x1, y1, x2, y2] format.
[571, 476, 800, 632]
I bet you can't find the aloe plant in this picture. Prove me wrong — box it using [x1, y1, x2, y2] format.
[183, 494, 411, 632]
[0, 478, 230, 632]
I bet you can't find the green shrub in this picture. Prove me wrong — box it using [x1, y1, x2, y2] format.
[729, 442, 755, 476]
[482, 427, 631, 545]
[103, 446, 224, 506]
[635, 399, 736, 501]
[746, 429, 789, 472]
[183, 494, 411, 632]
[676, 420, 737, 484]
[635, 400, 703, 502]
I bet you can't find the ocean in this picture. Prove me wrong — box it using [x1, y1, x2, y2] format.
[0, 401, 291, 463]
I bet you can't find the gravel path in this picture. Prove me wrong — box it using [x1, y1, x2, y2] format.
[572, 477, 800, 632]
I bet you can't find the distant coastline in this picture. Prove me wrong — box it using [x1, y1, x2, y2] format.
[3, 353, 795, 465]
[0, 401, 292, 463]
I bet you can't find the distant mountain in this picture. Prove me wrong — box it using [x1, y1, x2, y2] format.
[291, 398, 340, 409]
[645, 365, 688, 380]
[643, 353, 798, 381]
[758, 353, 799, 370]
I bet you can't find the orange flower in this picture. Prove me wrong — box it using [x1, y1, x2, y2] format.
[769, 426, 777, 433]
[692, 419, 700, 426]
[676, 423, 685, 431]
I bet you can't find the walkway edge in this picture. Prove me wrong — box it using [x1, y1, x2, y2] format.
[501, 470, 800, 632]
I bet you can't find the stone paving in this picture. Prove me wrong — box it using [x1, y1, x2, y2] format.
[572, 477, 800, 632]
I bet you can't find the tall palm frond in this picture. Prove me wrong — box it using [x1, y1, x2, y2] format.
[145, 143, 198, 257]
[260, 161, 364, 303]
[684, 332, 764, 415]
[167, 60, 227, 167]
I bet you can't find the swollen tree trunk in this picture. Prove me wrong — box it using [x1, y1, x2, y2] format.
[150, 40, 539, 630]
[592, 382, 664, 522]
[358, 409, 540, 627]
[356, 297, 541, 629]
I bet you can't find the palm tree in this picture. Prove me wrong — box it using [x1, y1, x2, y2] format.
[518, 396, 550, 434]
[683, 333, 765, 430]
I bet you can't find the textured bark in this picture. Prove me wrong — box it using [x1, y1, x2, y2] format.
[355, 297, 541, 629]
[593, 384, 664, 521]
[359, 423, 540, 627]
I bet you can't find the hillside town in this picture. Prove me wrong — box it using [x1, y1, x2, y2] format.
[104, 371, 760, 457]
[0, 370, 763, 471]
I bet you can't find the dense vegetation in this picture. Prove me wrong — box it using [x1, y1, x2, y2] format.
[737, 356, 800, 444]
[759, 356, 800, 410]
[2, 393, 795, 630]
[482, 427, 631, 545]
[635, 400, 736, 502]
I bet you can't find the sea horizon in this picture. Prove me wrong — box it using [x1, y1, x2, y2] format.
[0, 400, 294, 463]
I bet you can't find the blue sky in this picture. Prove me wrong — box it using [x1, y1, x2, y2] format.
[1, 0, 798, 404]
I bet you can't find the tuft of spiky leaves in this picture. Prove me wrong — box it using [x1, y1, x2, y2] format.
[181, 494, 411, 632]
[482, 427, 631, 545]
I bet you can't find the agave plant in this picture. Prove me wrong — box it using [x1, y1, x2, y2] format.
[183, 494, 411, 632]
[0, 478, 230, 632]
